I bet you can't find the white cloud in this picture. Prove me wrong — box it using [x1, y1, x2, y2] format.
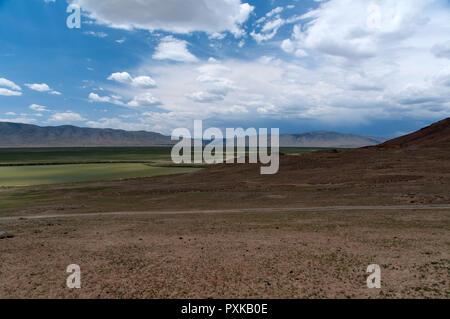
[84, 31, 108, 38]
[185, 91, 225, 103]
[86, 117, 146, 131]
[251, 17, 285, 43]
[0, 88, 22, 96]
[153, 36, 198, 62]
[262, 18, 284, 33]
[29, 104, 48, 112]
[108, 72, 156, 88]
[24, 83, 61, 95]
[48, 112, 84, 123]
[209, 32, 226, 40]
[70, 0, 253, 36]
[266, 6, 284, 18]
[25, 83, 51, 92]
[107, 72, 132, 84]
[132, 76, 157, 89]
[281, 39, 295, 53]
[89, 92, 111, 103]
[0, 78, 21, 91]
[128, 36, 450, 133]
[284, 0, 450, 61]
[250, 29, 279, 43]
[127, 93, 161, 107]
[0, 117, 36, 124]
[72, 0, 450, 134]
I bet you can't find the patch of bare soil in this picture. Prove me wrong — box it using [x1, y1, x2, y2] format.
[0, 210, 448, 299]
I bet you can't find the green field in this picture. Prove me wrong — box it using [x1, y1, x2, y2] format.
[0, 163, 200, 186]
[0, 147, 322, 187]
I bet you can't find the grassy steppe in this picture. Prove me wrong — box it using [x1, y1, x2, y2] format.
[0, 147, 320, 187]
[0, 163, 200, 186]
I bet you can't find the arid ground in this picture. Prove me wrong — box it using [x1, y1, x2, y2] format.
[0, 119, 449, 298]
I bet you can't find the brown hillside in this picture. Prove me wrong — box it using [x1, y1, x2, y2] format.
[379, 118, 450, 148]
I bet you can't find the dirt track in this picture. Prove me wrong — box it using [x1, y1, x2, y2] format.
[1, 204, 450, 221]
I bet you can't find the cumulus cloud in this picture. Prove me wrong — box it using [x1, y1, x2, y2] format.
[29, 104, 48, 112]
[0, 78, 21, 91]
[282, 0, 450, 61]
[185, 91, 226, 103]
[153, 36, 198, 62]
[129, 36, 450, 133]
[185, 60, 237, 103]
[40, 0, 449, 135]
[108, 72, 156, 88]
[48, 111, 84, 123]
[25, 83, 61, 95]
[89, 92, 111, 103]
[70, 0, 253, 36]
[0, 77, 22, 96]
[127, 93, 161, 107]
[0, 88, 22, 96]
[25, 83, 51, 92]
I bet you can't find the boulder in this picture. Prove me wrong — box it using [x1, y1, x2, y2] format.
[0, 231, 14, 239]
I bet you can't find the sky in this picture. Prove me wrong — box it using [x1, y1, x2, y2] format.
[0, 0, 449, 138]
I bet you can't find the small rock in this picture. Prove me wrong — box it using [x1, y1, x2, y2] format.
[0, 231, 14, 239]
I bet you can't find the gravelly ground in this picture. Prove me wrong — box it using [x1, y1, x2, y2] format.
[1, 209, 448, 299]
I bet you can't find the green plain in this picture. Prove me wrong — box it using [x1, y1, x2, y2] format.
[0, 147, 321, 187]
[0, 163, 200, 186]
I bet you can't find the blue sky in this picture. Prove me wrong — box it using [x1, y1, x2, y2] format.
[0, 0, 449, 137]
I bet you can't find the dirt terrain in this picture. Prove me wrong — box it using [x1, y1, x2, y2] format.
[0, 208, 448, 299]
[0, 118, 449, 298]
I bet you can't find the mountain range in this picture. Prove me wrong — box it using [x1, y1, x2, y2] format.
[0, 122, 386, 148]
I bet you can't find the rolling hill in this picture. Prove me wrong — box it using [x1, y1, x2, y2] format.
[0, 122, 173, 147]
[378, 117, 450, 148]
[0, 121, 386, 148]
